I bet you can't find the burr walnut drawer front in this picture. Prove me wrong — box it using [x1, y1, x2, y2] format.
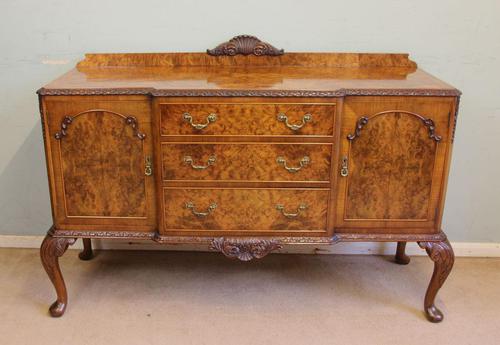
[162, 188, 329, 232]
[159, 103, 335, 136]
[161, 143, 332, 182]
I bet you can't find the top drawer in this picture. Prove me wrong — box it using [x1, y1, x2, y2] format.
[159, 103, 335, 137]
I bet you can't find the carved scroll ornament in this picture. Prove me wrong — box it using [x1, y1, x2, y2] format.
[210, 238, 282, 261]
[347, 111, 442, 142]
[207, 35, 284, 57]
[54, 110, 146, 140]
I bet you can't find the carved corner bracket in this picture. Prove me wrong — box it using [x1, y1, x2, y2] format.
[125, 116, 146, 140]
[207, 35, 284, 57]
[347, 116, 369, 141]
[210, 238, 283, 261]
[54, 116, 73, 140]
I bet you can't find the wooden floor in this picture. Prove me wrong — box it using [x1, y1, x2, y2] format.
[1, 248, 499, 345]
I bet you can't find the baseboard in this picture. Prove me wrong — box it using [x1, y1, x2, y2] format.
[1, 235, 499, 257]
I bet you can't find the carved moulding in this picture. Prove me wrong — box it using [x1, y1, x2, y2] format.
[451, 96, 461, 143]
[37, 87, 462, 98]
[53, 110, 146, 140]
[210, 238, 283, 261]
[50, 228, 447, 244]
[347, 110, 442, 142]
[207, 35, 284, 57]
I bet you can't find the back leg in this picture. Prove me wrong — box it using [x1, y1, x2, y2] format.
[395, 241, 410, 265]
[79, 238, 94, 261]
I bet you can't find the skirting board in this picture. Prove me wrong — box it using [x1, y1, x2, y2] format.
[1, 235, 499, 257]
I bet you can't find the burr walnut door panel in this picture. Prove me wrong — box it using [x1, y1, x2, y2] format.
[161, 188, 329, 235]
[335, 97, 455, 232]
[159, 102, 335, 137]
[161, 143, 332, 182]
[43, 97, 156, 231]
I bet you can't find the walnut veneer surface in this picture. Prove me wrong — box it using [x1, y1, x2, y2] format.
[38, 36, 460, 322]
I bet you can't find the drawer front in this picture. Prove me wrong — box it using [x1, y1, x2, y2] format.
[160, 103, 335, 136]
[163, 188, 329, 232]
[162, 143, 332, 182]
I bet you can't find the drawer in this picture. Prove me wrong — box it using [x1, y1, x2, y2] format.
[163, 188, 329, 232]
[162, 143, 332, 182]
[159, 103, 335, 136]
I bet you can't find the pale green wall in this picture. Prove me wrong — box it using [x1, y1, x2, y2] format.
[0, 0, 499, 241]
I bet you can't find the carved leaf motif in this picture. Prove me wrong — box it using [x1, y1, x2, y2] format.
[210, 238, 282, 261]
[207, 35, 284, 57]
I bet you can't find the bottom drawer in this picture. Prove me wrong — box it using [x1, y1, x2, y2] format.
[163, 188, 329, 232]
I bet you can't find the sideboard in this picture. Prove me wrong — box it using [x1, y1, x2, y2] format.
[37, 35, 460, 322]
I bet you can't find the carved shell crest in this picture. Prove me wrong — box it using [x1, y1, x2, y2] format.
[207, 35, 284, 57]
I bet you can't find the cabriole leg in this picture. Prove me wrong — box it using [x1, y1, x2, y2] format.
[79, 238, 94, 261]
[40, 235, 76, 317]
[418, 239, 454, 323]
[395, 241, 410, 265]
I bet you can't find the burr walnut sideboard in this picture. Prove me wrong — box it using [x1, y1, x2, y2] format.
[37, 35, 460, 322]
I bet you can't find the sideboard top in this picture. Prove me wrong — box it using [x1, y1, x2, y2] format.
[39, 36, 460, 97]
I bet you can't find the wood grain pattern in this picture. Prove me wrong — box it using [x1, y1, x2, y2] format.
[43, 97, 157, 231]
[76, 52, 417, 68]
[162, 188, 329, 233]
[38, 45, 461, 322]
[335, 96, 455, 230]
[60, 110, 146, 217]
[160, 103, 335, 136]
[161, 143, 332, 182]
[346, 112, 437, 219]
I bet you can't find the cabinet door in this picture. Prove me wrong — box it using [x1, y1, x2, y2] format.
[43, 97, 156, 231]
[335, 97, 455, 231]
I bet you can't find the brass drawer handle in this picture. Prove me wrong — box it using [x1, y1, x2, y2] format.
[277, 113, 312, 131]
[145, 156, 153, 176]
[275, 204, 308, 218]
[185, 201, 217, 218]
[183, 155, 216, 170]
[340, 156, 348, 177]
[183, 112, 217, 130]
[276, 156, 310, 173]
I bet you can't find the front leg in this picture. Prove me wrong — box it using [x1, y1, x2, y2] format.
[40, 235, 76, 317]
[418, 240, 454, 322]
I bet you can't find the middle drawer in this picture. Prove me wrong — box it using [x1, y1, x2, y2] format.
[161, 143, 332, 182]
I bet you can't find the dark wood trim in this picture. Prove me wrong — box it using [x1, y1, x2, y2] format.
[210, 237, 283, 261]
[207, 35, 284, 57]
[451, 96, 461, 143]
[37, 87, 462, 97]
[50, 228, 447, 244]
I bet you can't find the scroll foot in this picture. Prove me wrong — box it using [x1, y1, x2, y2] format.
[395, 241, 410, 265]
[40, 234, 76, 317]
[79, 238, 94, 261]
[418, 239, 454, 323]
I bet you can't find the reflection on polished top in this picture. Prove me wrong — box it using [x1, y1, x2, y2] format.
[38, 51, 459, 97]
